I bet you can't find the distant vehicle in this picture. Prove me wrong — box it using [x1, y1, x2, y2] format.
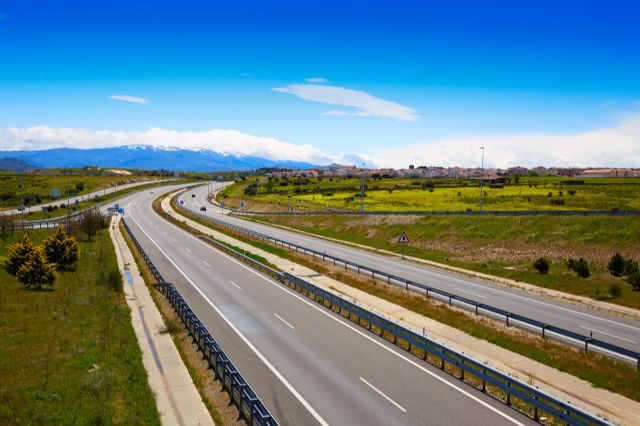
[200, 206, 206, 211]
[150, 190, 155, 194]
[192, 194, 196, 198]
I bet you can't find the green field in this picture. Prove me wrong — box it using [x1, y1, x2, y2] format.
[222, 176, 640, 212]
[0, 171, 149, 211]
[252, 214, 640, 309]
[0, 227, 160, 424]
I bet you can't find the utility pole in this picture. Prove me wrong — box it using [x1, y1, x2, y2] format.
[19, 154, 24, 227]
[479, 147, 485, 212]
[360, 162, 366, 215]
[66, 167, 71, 230]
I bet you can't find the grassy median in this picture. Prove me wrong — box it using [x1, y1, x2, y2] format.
[0, 227, 160, 425]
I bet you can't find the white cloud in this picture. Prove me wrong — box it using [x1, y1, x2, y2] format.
[363, 114, 640, 168]
[306, 77, 327, 83]
[108, 95, 149, 104]
[0, 126, 339, 165]
[272, 84, 419, 122]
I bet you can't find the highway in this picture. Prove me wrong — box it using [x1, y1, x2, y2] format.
[184, 183, 640, 354]
[121, 185, 535, 425]
[1, 179, 165, 216]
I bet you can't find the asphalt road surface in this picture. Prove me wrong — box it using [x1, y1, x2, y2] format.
[183, 183, 640, 355]
[120, 185, 535, 425]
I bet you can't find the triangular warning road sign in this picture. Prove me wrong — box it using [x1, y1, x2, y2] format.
[398, 232, 409, 243]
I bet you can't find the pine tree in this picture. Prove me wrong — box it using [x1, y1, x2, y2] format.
[16, 246, 57, 290]
[44, 226, 79, 270]
[607, 253, 625, 276]
[4, 233, 35, 276]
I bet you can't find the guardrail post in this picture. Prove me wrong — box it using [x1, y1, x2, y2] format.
[505, 313, 511, 327]
[481, 369, 486, 392]
[459, 359, 465, 381]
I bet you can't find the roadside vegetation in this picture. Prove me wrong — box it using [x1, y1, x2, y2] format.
[249, 214, 640, 309]
[161, 191, 640, 403]
[0, 223, 159, 424]
[221, 175, 640, 212]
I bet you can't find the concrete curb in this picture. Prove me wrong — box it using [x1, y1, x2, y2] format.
[110, 215, 214, 426]
[164, 195, 640, 425]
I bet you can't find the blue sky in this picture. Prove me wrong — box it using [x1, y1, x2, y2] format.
[1, 0, 639, 167]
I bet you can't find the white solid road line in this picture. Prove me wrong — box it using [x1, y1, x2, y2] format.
[359, 377, 406, 413]
[202, 261, 211, 268]
[454, 287, 487, 299]
[273, 313, 295, 330]
[185, 248, 192, 253]
[579, 325, 637, 344]
[172, 238, 177, 242]
[164, 202, 527, 426]
[128, 211, 330, 426]
[229, 280, 242, 290]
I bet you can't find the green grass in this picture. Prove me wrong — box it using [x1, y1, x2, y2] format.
[0, 228, 160, 425]
[251, 214, 640, 310]
[16, 180, 176, 221]
[0, 171, 151, 211]
[223, 176, 640, 212]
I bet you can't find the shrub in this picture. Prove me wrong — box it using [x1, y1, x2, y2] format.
[16, 246, 57, 290]
[609, 284, 622, 298]
[43, 226, 79, 270]
[628, 271, 640, 291]
[533, 257, 550, 274]
[567, 258, 590, 278]
[624, 259, 639, 276]
[568, 189, 576, 196]
[79, 207, 106, 242]
[550, 198, 565, 205]
[607, 253, 625, 276]
[4, 233, 35, 275]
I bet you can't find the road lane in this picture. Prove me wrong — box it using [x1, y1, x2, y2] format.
[124, 187, 534, 426]
[184, 184, 640, 353]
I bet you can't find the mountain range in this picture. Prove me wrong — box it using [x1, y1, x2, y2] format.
[0, 145, 318, 171]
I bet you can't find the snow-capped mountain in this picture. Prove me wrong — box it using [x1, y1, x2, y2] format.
[0, 145, 318, 171]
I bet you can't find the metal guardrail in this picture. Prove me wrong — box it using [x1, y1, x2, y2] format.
[120, 217, 279, 426]
[176, 198, 640, 368]
[160, 201, 611, 425]
[233, 208, 640, 217]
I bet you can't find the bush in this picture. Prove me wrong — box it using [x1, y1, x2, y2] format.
[79, 207, 106, 242]
[16, 246, 57, 290]
[533, 257, 550, 274]
[4, 233, 35, 276]
[550, 198, 565, 205]
[566, 258, 590, 278]
[608, 253, 625, 276]
[628, 271, 640, 291]
[624, 259, 639, 276]
[609, 284, 622, 298]
[43, 226, 79, 270]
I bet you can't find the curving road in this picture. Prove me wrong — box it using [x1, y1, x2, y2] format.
[182, 183, 640, 355]
[119, 185, 535, 425]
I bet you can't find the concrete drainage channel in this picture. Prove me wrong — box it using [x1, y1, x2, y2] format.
[176, 199, 640, 369]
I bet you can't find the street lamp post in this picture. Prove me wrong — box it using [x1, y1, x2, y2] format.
[66, 167, 71, 230]
[360, 162, 366, 215]
[479, 147, 485, 212]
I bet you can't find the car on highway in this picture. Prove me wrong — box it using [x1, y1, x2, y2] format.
[150, 190, 155, 194]
[200, 206, 206, 211]
[192, 194, 196, 198]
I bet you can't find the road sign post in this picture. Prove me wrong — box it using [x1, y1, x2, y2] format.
[398, 232, 409, 259]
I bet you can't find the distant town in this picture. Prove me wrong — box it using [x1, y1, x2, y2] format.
[266, 165, 640, 179]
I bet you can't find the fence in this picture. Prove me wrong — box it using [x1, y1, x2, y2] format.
[155, 202, 610, 425]
[176, 198, 640, 368]
[234, 208, 640, 217]
[120, 218, 279, 426]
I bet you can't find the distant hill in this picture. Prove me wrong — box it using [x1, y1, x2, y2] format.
[0, 145, 319, 172]
[0, 157, 38, 171]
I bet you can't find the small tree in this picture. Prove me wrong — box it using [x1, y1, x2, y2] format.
[79, 207, 105, 242]
[0, 213, 18, 237]
[624, 259, 639, 276]
[43, 226, 79, 270]
[628, 271, 640, 291]
[607, 253, 625, 276]
[574, 258, 590, 278]
[533, 257, 550, 274]
[4, 233, 35, 275]
[16, 246, 57, 290]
